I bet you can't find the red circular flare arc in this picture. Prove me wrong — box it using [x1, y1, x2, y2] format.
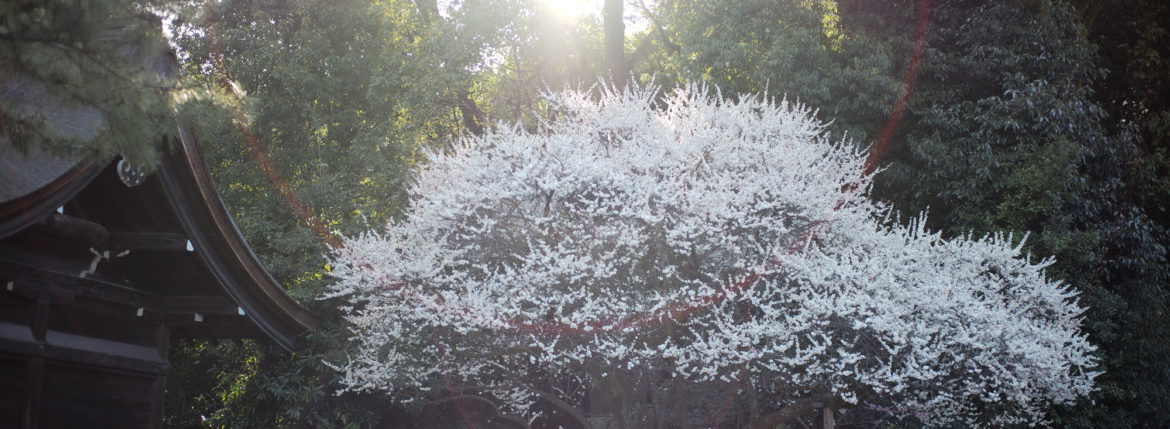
[211, 0, 931, 336]
[208, 3, 932, 420]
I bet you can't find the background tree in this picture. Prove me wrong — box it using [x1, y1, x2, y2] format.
[1049, 0, 1170, 426]
[17, 0, 1142, 426]
[474, 2, 608, 127]
[638, 0, 1170, 426]
[856, 2, 1170, 426]
[164, 0, 527, 426]
[636, 0, 905, 145]
[604, 0, 627, 88]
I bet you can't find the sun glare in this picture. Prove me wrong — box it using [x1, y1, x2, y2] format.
[542, 0, 603, 21]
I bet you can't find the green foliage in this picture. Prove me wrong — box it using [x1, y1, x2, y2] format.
[876, 0, 1099, 242]
[1048, 0, 1170, 426]
[0, 0, 183, 170]
[844, 1, 1170, 426]
[164, 0, 535, 426]
[639, 0, 904, 143]
[154, 0, 1170, 426]
[167, 336, 383, 429]
[174, 0, 489, 294]
[642, 0, 1170, 426]
[473, 2, 608, 126]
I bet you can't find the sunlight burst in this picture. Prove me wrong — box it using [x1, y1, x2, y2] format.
[541, 0, 603, 21]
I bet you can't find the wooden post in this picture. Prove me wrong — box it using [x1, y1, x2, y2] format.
[23, 357, 43, 429]
[823, 406, 835, 429]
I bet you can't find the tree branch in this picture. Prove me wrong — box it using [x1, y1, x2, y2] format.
[636, 0, 681, 55]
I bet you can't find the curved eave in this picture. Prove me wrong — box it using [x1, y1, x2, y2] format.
[159, 121, 317, 350]
[0, 158, 104, 240]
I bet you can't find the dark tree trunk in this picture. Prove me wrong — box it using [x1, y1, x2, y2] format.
[458, 90, 486, 136]
[604, 0, 627, 89]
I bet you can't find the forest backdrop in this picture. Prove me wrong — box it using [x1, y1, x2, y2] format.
[2, 0, 1168, 427]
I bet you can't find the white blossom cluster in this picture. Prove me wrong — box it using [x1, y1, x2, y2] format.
[324, 85, 1098, 425]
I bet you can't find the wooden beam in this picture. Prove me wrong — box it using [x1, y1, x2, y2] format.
[34, 213, 110, 246]
[0, 322, 169, 375]
[156, 296, 240, 315]
[0, 261, 149, 307]
[2, 261, 246, 322]
[106, 232, 189, 252]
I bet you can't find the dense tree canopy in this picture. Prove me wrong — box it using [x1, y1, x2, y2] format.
[637, 0, 1170, 425]
[6, 0, 1169, 427]
[162, 0, 548, 426]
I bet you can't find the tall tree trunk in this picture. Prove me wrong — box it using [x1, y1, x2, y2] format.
[413, 0, 485, 136]
[604, 0, 627, 89]
[457, 90, 486, 136]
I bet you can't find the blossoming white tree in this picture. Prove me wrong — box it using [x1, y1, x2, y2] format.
[324, 85, 1098, 426]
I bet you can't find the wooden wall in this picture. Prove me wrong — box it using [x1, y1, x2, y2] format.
[0, 279, 168, 429]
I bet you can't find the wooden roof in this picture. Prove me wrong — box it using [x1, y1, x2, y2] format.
[0, 121, 316, 350]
